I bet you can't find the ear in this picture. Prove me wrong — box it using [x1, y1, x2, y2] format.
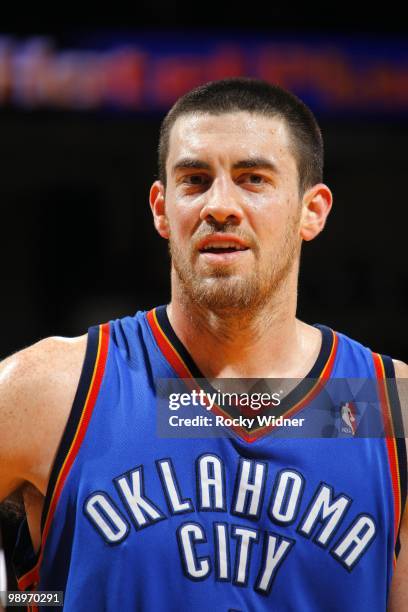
[299, 183, 333, 242]
[149, 180, 169, 239]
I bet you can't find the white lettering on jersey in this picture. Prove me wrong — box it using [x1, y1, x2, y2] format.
[270, 470, 304, 523]
[156, 459, 193, 513]
[232, 526, 259, 585]
[197, 454, 225, 510]
[331, 515, 377, 569]
[232, 459, 266, 518]
[114, 467, 165, 528]
[84, 493, 129, 543]
[298, 484, 350, 546]
[177, 523, 211, 579]
[256, 532, 295, 595]
[214, 522, 230, 581]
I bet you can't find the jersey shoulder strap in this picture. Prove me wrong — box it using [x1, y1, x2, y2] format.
[373, 352, 407, 559]
[13, 321, 110, 592]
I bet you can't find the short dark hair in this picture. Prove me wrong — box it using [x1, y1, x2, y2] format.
[158, 77, 323, 195]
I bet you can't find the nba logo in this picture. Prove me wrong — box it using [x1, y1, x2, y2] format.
[340, 401, 357, 435]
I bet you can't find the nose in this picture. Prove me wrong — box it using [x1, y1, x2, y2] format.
[199, 177, 244, 226]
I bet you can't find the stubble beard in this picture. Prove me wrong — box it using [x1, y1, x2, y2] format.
[169, 216, 301, 315]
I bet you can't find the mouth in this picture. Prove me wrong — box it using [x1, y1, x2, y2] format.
[197, 237, 250, 264]
[197, 232, 250, 264]
[199, 242, 249, 255]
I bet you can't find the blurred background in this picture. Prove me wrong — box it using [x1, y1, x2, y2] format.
[0, 7, 407, 608]
[1, 13, 407, 359]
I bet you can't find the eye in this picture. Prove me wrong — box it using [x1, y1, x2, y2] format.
[237, 173, 268, 186]
[245, 174, 265, 184]
[183, 174, 209, 185]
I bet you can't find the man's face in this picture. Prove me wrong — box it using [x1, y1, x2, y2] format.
[161, 111, 304, 312]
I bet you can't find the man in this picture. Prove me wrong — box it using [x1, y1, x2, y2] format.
[0, 77, 406, 611]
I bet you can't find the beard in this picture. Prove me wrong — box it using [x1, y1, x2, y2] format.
[168, 215, 301, 314]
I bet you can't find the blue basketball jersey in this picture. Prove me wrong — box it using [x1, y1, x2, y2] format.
[13, 305, 407, 611]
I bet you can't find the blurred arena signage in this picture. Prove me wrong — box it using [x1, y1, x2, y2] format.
[0, 34, 407, 114]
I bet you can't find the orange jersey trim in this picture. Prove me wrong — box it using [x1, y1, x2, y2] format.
[372, 352, 401, 570]
[147, 308, 338, 443]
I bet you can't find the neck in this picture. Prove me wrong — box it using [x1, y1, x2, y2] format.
[167, 266, 321, 379]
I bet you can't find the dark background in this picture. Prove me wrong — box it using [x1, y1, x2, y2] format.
[1, 9, 407, 359]
[1, 115, 407, 360]
[0, 9, 407, 610]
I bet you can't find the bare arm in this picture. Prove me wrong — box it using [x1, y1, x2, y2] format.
[0, 335, 87, 503]
[387, 359, 408, 611]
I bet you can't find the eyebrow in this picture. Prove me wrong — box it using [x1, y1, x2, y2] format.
[172, 157, 279, 175]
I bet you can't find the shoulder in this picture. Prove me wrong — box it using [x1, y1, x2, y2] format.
[391, 357, 408, 469]
[0, 334, 88, 499]
[389, 351, 408, 610]
[0, 334, 88, 413]
[393, 359, 408, 378]
[392, 357, 408, 466]
[391, 359, 408, 575]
